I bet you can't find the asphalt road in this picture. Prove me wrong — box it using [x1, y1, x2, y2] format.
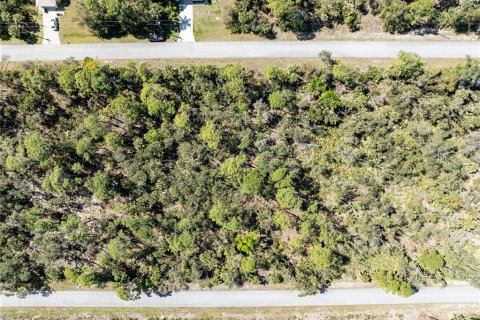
[1, 286, 479, 308]
[1, 41, 479, 61]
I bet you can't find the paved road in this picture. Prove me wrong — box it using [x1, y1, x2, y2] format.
[1, 41, 478, 61]
[1, 286, 479, 308]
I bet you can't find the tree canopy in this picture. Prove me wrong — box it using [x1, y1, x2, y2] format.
[1, 54, 479, 299]
[0, 0, 40, 43]
[227, 0, 480, 38]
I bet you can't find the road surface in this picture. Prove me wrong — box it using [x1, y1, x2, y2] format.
[1, 286, 479, 308]
[1, 41, 478, 61]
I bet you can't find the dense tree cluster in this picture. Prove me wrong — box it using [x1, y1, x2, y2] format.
[227, 0, 480, 38]
[1, 53, 479, 300]
[79, 0, 179, 39]
[0, 0, 40, 43]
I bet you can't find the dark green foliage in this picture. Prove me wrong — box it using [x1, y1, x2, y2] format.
[418, 250, 444, 274]
[226, 0, 476, 38]
[450, 0, 480, 33]
[80, 0, 179, 39]
[0, 54, 479, 300]
[0, 0, 40, 43]
[380, 0, 412, 33]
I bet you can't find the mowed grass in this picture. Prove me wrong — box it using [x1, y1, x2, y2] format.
[58, 0, 148, 44]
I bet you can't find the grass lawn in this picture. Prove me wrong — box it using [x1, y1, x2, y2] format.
[58, 0, 149, 44]
[0, 7, 43, 45]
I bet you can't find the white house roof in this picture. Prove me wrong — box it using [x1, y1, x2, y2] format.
[36, 0, 58, 8]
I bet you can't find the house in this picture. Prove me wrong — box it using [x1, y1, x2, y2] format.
[35, 0, 58, 9]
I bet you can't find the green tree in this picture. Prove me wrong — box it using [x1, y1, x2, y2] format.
[199, 121, 221, 149]
[240, 169, 265, 195]
[24, 132, 49, 162]
[390, 51, 425, 79]
[85, 172, 115, 201]
[276, 187, 302, 209]
[381, 0, 413, 33]
[418, 249, 444, 274]
[235, 231, 260, 255]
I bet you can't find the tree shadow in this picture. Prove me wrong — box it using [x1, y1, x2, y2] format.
[0, 21, 41, 44]
[151, 290, 173, 298]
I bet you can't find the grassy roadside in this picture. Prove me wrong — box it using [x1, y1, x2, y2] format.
[2, 304, 480, 320]
[193, 3, 479, 42]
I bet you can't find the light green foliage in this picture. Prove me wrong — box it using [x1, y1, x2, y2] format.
[273, 211, 293, 230]
[174, 111, 189, 128]
[308, 245, 336, 270]
[85, 172, 114, 200]
[220, 154, 248, 178]
[409, 0, 437, 27]
[418, 249, 444, 273]
[41, 166, 71, 195]
[166, 232, 196, 254]
[24, 132, 49, 162]
[199, 121, 221, 149]
[84, 115, 106, 139]
[381, 0, 412, 33]
[75, 267, 98, 287]
[113, 283, 136, 301]
[209, 203, 229, 225]
[270, 167, 288, 182]
[63, 267, 78, 283]
[240, 169, 265, 195]
[333, 64, 362, 88]
[4, 146, 30, 174]
[269, 91, 288, 109]
[241, 256, 257, 274]
[276, 187, 302, 209]
[390, 51, 425, 79]
[58, 61, 80, 96]
[108, 232, 133, 262]
[104, 132, 122, 151]
[371, 271, 415, 297]
[235, 232, 260, 255]
[141, 84, 175, 118]
[76, 137, 94, 161]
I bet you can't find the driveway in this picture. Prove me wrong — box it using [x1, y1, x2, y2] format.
[1, 286, 479, 307]
[178, 0, 195, 42]
[40, 7, 64, 45]
[1, 41, 479, 61]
